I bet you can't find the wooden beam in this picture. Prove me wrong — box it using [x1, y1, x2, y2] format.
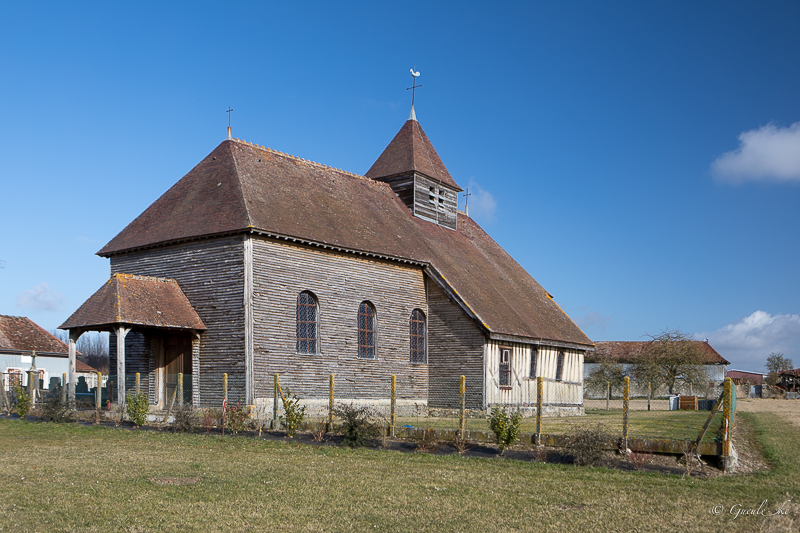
[116, 325, 131, 406]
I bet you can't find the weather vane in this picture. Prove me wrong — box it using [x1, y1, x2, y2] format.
[406, 69, 421, 107]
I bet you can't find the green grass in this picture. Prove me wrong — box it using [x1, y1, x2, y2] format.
[389, 409, 723, 442]
[0, 413, 797, 532]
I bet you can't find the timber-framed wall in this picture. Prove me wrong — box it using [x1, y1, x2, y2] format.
[250, 236, 429, 403]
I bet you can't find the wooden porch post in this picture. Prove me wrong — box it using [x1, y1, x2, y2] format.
[68, 329, 83, 409]
[116, 325, 131, 407]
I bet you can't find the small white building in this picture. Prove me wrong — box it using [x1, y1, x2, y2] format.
[0, 315, 102, 392]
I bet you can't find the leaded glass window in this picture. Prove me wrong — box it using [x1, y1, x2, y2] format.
[296, 292, 318, 354]
[358, 301, 376, 359]
[410, 309, 426, 363]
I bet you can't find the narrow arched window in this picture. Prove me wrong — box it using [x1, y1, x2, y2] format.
[357, 301, 376, 359]
[410, 309, 426, 363]
[530, 347, 538, 378]
[555, 351, 565, 382]
[296, 292, 318, 354]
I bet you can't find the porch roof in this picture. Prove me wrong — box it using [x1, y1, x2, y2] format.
[59, 274, 206, 332]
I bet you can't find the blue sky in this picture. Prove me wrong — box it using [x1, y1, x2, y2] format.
[2, 1, 799, 372]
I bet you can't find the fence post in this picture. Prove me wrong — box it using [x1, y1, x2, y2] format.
[536, 376, 543, 446]
[390, 375, 396, 437]
[272, 373, 278, 429]
[223, 373, 228, 403]
[622, 376, 630, 451]
[722, 377, 736, 472]
[606, 381, 610, 410]
[62, 373, 67, 406]
[95, 372, 102, 412]
[328, 374, 334, 431]
[135, 372, 141, 395]
[459, 375, 466, 437]
[647, 381, 651, 411]
[178, 373, 184, 407]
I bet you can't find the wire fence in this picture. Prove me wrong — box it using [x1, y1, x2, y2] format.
[3, 370, 737, 465]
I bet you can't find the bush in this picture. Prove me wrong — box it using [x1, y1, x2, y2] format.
[279, 389, 306, 438]
[567, 423, 613, 466]
[201, 408, 220, 433]
[173, 404, 198, 433]
[223, 400, 248, 434]
[13, 385, 30, 417]
[487, 406, 522, 455]
[333, 403, 381, 447]
[40, 389, 73, 423]
[125, 392, 149, 427]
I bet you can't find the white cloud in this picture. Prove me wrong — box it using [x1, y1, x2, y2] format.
[16, 282, 65, 312]
[711, 122, 800, 183]
[464, 177, 497, 223]
[695, 311, 800, 371]
[574, 310, 611, 334]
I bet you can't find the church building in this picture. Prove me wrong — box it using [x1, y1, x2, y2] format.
[61, 105, 593, 414]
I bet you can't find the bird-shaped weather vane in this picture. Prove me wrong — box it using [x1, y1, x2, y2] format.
[406, 68, 422, 108]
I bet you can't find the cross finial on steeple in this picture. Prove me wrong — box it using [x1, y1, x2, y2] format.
[406, 69, 421, 120]
[462, 188, 472, 217]
[226, 107, 234, 139]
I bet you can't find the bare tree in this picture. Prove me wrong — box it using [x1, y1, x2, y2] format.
[630, 329, 708, 395]
[585, 361, 626, 398]
[765, 352, 793, 386]
[51, 330, 110, 374]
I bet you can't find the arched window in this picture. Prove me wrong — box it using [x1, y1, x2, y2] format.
[410, 309, 426, 363]
[530, 347, 538, 378]
[555, 351, 565, 382]
[357, 301, 376, 359]
[296, 291, 318, 354]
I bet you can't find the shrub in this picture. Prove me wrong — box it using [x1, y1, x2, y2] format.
[173, 404, 198, 433]
[125, 392, 150, 427]
[487, 406, 522, 455]
[13, 385, 31, 417]
[224, 400, 248, 434]
[567, 423, 613, 466]
[279, 389, 306, 438]
[333, 403, 381, 447]
[201, 408, 220, 433]
[40, 389, 73, 423]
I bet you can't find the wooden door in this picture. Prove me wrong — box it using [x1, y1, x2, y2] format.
[164, 334, 192, 408]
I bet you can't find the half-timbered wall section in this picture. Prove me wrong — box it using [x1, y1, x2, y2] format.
[485, 339, 584, 412]
[250, 236, 428, 404]
[109, 236, 245, 406]
[413, 174, 458, 230]
[426, 279, 485, 409]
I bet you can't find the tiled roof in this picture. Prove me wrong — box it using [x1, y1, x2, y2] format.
[0, 315, 70, 355]
[780, 368, 800, 377]
[76, 359, 101, 373]
[96, 134, 591, 347]
[587, 341, 730, 365]
[60, 274, 206, 331]
[366, 119, 462, 191]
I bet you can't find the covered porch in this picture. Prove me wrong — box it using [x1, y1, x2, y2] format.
[59, 273, 206, 409]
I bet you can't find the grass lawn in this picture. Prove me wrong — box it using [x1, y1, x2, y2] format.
[0, 412, 797, 532]
[390, 408, 724, 443]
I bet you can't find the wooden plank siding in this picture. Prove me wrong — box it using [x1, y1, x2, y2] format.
[413, 174, 458, 230]
[426, 278, 485, 409]
[109, 236, 246, 407]
[484, 340, 585, 409]
[250, 236, 429, 404]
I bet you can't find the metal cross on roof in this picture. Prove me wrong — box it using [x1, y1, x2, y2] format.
[463, 189, 472, 216]
[226, 107, 234, 127]
[406, 69, 422, 107]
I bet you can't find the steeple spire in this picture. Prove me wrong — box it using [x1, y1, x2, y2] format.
[407, 69, 421, 120]
[409, 105, 417, 121]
